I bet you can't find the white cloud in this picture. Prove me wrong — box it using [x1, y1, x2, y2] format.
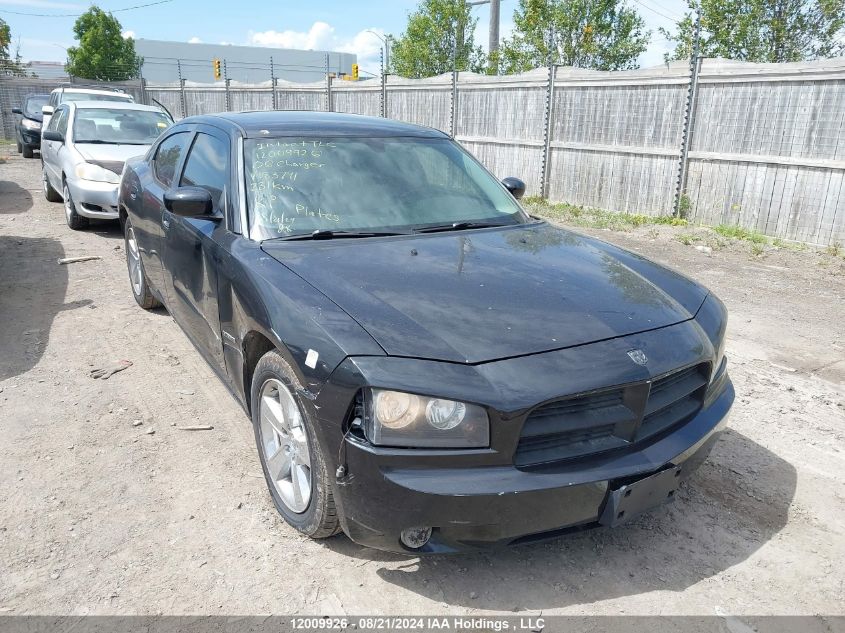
[122, 30, 136, 39]
[248, 22, 388, 76]
[188, 36, 202, 44]
[249, 21, 336, 51]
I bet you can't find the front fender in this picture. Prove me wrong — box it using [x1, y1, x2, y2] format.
[218, 235, 384, 408]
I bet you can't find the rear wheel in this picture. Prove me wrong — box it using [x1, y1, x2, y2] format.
[42, 166, 61, 202]
[251, 350, 340, 539]
[63, 181, 88, 230]
[124, 219, 161, 310]
[22, 144, 34, 159]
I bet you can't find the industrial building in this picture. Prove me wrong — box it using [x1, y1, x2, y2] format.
[134, 39, 356, 85]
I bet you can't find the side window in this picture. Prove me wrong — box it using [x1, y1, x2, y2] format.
[56, 109, 69, 136]
[154, 131, 190, 188]
[45, 110, 60, 131]
[47, 108, 66, 133]
[179, 133, 229, 210]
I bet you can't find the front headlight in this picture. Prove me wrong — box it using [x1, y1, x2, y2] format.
[365, 389, 489, 448]
[21, 118, 41, 131]
[75, 162, 120, 184]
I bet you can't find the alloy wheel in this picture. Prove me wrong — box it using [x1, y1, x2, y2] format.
[126, 226, 143, 296]
[63, 184, 72, 221]
[258, 378, 312, 514]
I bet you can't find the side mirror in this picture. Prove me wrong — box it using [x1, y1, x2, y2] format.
[164, 187, 215, 218]
[502, 177, 526, 200]
[42, 130, 64, 143]
[12, 107, 22, 115]
[42, 105, 54, 116]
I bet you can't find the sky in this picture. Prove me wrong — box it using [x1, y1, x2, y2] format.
[1, 0, 691, 76]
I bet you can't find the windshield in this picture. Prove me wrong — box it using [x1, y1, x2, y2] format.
[73, 108, 172, 145]
[59, 91, 133, 104]
[245, 136, 526, 240]
[24, 96, 48, 117]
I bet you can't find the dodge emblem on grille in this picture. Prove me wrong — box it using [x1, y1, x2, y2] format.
[627, 349, 648, 365]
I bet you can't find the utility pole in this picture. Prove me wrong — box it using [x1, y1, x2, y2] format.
[488, 0, 500, 71]
[467, 0, 500, 72]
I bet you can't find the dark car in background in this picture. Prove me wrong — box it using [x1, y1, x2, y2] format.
[12, 94, 49, 158]
[117, 111, 733, 554]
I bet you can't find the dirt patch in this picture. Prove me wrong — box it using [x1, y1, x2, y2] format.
[1, 145, 843, 616]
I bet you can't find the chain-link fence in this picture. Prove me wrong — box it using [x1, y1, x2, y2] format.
[3, 56, 845, 246]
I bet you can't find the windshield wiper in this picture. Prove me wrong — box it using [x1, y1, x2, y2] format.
[414, 221, 509, 234]
[276, 229, 409, 241]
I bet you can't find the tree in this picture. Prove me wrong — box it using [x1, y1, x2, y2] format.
[499, 0, 650, 73]
[0, 18, 26, 76]
[66, 6, 141, 81]
[662, 0, 845, 63]
[389, 0, 487, 78]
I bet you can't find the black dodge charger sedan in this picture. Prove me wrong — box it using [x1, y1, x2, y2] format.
[118, 111, 733, 553]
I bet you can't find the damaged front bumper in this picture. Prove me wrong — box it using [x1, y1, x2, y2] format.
[315, 320, 734, 554]
[66, 177, 119, 219]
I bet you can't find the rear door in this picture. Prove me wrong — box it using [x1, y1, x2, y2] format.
[162, 127, 231, 370]
[135, 129, 192, 294]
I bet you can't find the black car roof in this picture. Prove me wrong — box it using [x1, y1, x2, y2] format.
[180, 111, 449, 139]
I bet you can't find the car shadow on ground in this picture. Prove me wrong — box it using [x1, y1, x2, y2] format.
[326, 428, 795, 610]
[0, 180, 33, 215]
[0, 236, 94, 382]
[88, 220, 124, 241]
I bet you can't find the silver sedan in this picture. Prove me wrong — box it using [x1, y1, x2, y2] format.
[41, 100, 173, 230]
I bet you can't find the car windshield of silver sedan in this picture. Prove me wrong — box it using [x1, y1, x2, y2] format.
[73, 108, 172, 145]
[244, 137, 527, 240]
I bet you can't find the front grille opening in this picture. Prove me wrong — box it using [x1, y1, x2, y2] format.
[514, 363, 709, 468]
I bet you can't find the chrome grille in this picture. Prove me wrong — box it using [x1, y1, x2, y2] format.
[514, 363, 709, 467]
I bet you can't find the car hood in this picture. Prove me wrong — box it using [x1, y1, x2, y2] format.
[261, 223, 708, 364]
[74, 143, 150, 165]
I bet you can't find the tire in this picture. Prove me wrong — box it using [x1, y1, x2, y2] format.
[22, 144, 34, 159]
[124, 219, 161, 310]
[63, 181, 88, 230]
[42, 166, 61, 202]
[16, 140, 22, 154]
[251, 350, 340, 539]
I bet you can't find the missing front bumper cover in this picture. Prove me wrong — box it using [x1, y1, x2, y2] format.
[599, 465, 682, 527]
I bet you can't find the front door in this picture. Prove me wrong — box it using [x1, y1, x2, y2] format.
[139, 130, 193, 294]
[162, 128, 231, 370]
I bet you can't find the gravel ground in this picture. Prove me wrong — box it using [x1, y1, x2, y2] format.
[1, 144, 843, 617]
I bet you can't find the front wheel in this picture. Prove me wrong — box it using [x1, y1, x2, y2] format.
[22, 144, 34, 159]
[63, 181, 88, 230]
[16, 140, 22, 154]
[251, 350, 340, 539]
[124, 219, 161, 310]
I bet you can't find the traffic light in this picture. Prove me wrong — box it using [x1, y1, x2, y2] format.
[213, 58, 222, 80]
[351, 63, 359, 81]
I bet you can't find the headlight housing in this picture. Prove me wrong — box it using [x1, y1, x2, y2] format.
[21, 118, 41, 131]
[365, 389, 489, 448]
[75, 162, 120, 184]
[695, 292, 728, 383]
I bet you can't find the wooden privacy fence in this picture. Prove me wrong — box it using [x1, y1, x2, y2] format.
[2, 57, 844, 246]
